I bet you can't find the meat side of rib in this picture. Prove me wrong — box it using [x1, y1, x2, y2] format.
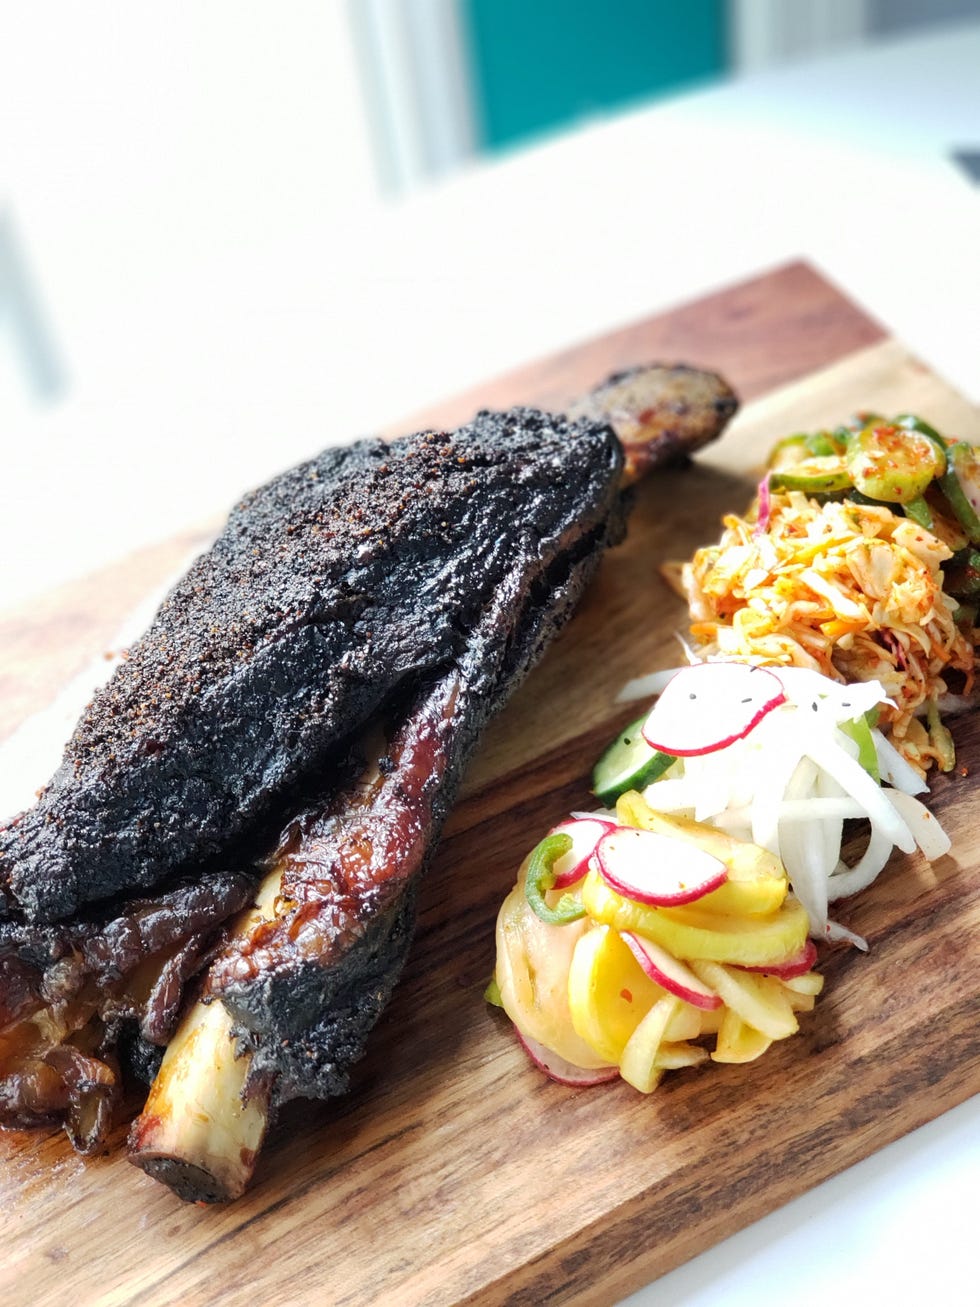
[1, 410, 624, 925]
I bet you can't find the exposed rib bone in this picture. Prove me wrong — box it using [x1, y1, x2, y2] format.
[128, 678, 456, 1200]
[128, 998, 269, 1203]
[127, 868, 282, 1200]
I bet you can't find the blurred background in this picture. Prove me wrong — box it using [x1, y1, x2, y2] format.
[1, 0, 979, 605]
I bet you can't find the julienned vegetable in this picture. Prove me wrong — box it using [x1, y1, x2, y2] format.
[680, 416, 980, 779]
[613, 663, 950, 945]
[490, 662, 951, 1096]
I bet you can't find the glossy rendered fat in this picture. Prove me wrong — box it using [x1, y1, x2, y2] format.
[0, 410, 623, 924]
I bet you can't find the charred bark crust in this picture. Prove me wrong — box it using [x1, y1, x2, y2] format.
[1, 410, 623, 925]
[228, 884, 419, 1106]
[216, 458, 627, 1104]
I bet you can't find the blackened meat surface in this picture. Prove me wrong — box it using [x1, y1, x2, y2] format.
[209, 466, 607, 1108]
[207, 406, 632, 1106]
[1, 410, 623, 924]
[206, 681, 456, 1105]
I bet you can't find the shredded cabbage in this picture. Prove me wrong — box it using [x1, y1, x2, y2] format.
[681, 493, 976, 776]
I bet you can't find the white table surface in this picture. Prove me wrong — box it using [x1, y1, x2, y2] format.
[2, 14, 979, 1304]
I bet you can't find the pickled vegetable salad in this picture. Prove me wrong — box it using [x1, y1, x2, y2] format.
[489, 662, 951, 1093]
[683, 414, 979, 776]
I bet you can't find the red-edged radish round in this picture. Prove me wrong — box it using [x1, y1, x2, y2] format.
[641, 662, 786, 756]
[621, 932, 722, 1009]
[735, 939, 818, 979]
[549, 817, 616, 889]
[516, 1031, 619, 1086]
[595, 827, 727, 906]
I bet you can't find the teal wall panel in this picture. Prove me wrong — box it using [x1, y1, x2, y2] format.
[462, 0, 728, 152]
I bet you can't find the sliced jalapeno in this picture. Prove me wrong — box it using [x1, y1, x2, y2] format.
[524, 833, 586, 926]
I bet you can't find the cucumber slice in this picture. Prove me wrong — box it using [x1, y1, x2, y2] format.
[769, 455, 852, 494]
[846, 423, 945, 503]
[939, 442, 980, 544]
[805, 430, 848, 458]
[592, 713, 675, 805]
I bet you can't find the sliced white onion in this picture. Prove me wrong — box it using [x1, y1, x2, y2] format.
[774, 668, 891, 723]
[802, 733, 916, 854]
[747, 737, 808, 856]
[824, 919, 869, 951]
[871, 729, 928, 796]
[778, 758, 829, 934]
[638, 778, 698, 813]
[685, 753, 733, 824]
[885, 789, 952, 860]
[707, 806, 753, 840]
[827, 825, 894, 901]
[817, 767, 846, 872]
[615, 667, 683, 703]
[778, 797, 867, 822]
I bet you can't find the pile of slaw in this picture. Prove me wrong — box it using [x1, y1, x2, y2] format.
[683, 492, 975, 775]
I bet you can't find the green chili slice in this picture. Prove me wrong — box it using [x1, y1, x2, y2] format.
[839, 713, 880, 783]
[805, 431, 839, 458]
[903, 496, 934, 529]
[769, 455, 852, 494]
[524, 833, 587, 925]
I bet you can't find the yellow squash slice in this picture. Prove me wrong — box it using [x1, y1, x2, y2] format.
[567, 924, 663, 1063]
[582, 870, 809, 968]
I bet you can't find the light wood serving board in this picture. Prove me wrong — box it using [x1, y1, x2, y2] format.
[3, 263, 979, 1307]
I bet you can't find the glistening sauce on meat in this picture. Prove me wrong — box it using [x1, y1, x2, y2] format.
[208, 675, 459, 989]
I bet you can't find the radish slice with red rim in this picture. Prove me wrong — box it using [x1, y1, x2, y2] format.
[621, 932, 722, 1009]
[642, 662, 786, 757]
[735, 939, 818, 979]
[549, 817, 615, 889]
[596, 827, 727, 906]
[516, 1031, 619, 1087]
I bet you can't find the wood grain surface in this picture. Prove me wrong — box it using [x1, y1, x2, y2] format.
[3, 262, 979, 1307]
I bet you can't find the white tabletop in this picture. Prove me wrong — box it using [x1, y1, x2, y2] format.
[2, 13, 979, 1303]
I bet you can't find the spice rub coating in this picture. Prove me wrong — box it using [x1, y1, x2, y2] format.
[209, 469, 612, 1110]
[1, 410, 624, 924]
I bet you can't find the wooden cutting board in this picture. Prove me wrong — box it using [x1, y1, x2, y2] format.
[3, 262, 980, 1307]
